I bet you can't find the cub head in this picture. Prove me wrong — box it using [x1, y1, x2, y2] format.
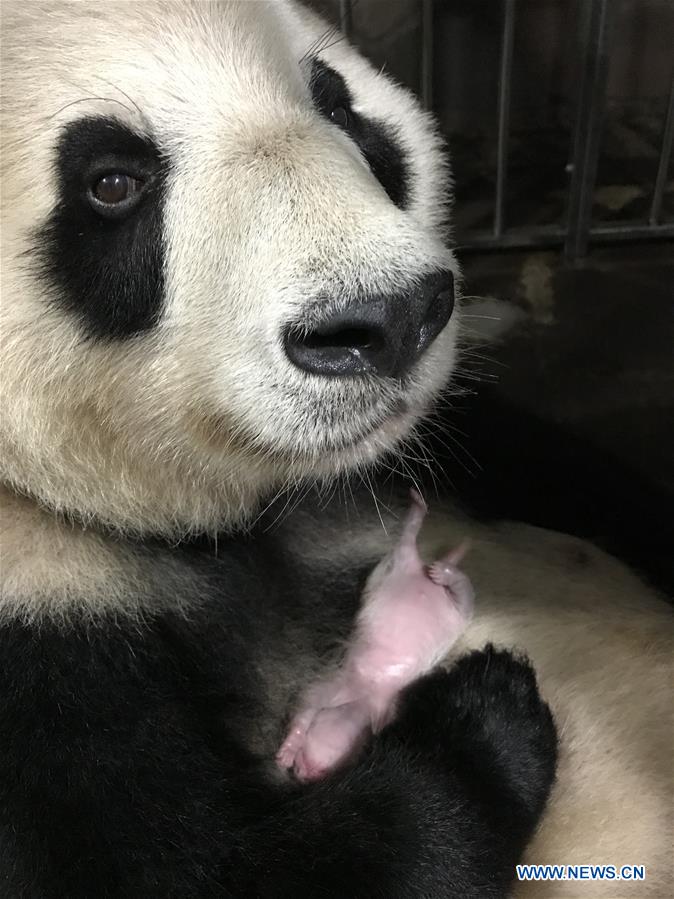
[1, 0, 461, 536]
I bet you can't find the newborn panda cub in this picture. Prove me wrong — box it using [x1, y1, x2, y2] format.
[278, 491, 474, 781]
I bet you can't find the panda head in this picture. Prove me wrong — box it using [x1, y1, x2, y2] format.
[1, 0, 460, 536]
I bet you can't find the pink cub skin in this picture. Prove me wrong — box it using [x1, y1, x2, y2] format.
[277, 489, 475, 782]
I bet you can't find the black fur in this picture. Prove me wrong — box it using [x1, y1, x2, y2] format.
[32, 117, 167, 340]
[0, 526, 557, 898]
[310, 58, 410, 209]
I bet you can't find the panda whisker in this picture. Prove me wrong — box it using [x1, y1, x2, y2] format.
[416, 419, 481, 478]
[259, 482, 298, 533]
[299, 24, 339, 64]
[345, 473, 359, 516]
[45, 95, 129, 121]
[385, 447, 425, 503]
[407, 433, 443, 500]
[313, 30, 348, 58]
[89, 75, 147, 124]
[284, 478, 317, 522]
[356, 469, 389, 537]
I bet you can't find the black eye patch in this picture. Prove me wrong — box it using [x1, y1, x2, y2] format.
[309, 58, 409, 210]
[31, 116, 168, 341]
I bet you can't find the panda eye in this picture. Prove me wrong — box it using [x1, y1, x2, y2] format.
[88, 173, 144, 215]
[330, 106, 349, 129]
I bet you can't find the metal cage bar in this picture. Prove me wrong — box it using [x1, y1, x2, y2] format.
[565, 0, 617, 259]
[339, 0, 352, 40]
[494, 0, 516, 238]
[334, 0, 673, 257]
[421, 0, 434, 110]
[649, 71, 674, 226]
[457, 221, 674, 253]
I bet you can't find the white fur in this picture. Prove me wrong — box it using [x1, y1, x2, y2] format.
[0, 1, 671, 895]
[422, 512, 673, 897]
[1, 0, 459, 536]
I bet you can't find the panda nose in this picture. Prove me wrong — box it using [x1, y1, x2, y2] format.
[283, 271, 454, 379]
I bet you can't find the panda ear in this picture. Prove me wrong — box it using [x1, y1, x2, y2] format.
[460, 296, 526, 344]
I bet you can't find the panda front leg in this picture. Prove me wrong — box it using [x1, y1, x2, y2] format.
[0, 569, 555, 898]
[230, 647, 557, 899]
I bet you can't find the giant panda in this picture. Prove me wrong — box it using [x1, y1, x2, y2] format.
[0, 2, 671, 897]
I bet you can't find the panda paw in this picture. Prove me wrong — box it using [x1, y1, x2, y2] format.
[388, 645, 558, 827]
